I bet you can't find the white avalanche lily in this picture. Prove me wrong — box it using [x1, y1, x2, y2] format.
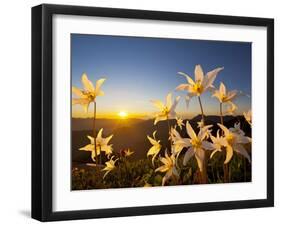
[197, 119, 212, 138]
[172, 121, 213, 172]
[176, 117, 184, 130]
[170, 128, 190, 160]
[243, 110, 252, 127]
[102, 156, 118, 178]
[218, 123, 251, 164]
[176, 65, 224, 97]
[79, 128, 113, 161]
[151, 93, 180, 125]
[72, 73, 106, 112]
[226, 101, 237, 115]
[212, 82, 238, 103]
[229, 122, 245, 136]
[147, 131, 162, 166]
[210, 130, 228, 159]
[155, 151, 179, 186]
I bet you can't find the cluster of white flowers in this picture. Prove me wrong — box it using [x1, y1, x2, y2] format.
[72, 73, 118, 178]
[148, 65, 252, 185]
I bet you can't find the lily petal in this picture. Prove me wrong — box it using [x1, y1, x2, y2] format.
[183, 147, 195, 165]
[195, 65, 204, 82]
[178, 72, 195, 85]
[224, 145, 233, 164]
[81, 73, 95, 92]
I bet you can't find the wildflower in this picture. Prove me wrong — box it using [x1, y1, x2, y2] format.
[176, 65, 223, 97]
[72, 73, 106, 112]
[124, 148, 134, 157]
[197, 119, 212, 138]
[151, 93, 180, 125]
[212, 82, 238, 104]
[172, 121, 213, 171]
[155, 151, 179, 186]
[226, 102, 237, 115]
[229, 122, 245, 136]
[147, 131, 162, 166]
[176, 117, 184, 130]
[210, 130, 228, 159]
[218, 123, 251, 164]
[170, 128, 190, 161]
[79, 128, 113, 161]
[244, 110, 252, 127]
[102, 156, 118, 178]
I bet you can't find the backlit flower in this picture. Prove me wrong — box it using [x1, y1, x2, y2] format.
[79, 128, 113, 161]
[212, 82, 238, 103]
[124, 148, 134, 157]
[229, 122, 245, 136]
[72, 73, 106, 112]
[176, 65, 223, 97]
[102, 156, 118, 178]
[147, 131, 162, 166]
[210, 130, 228, 159]
[218, 123, 251, 164]
[151, 93, 180, 125]
[155, 151, 179, 186]
[172, 121, 213, 171]
[197, 119, 212, 138]
[176, 117, 184, 130]
[226, 102, 237, 115]
[170, 128, 190, 160]
[243, 110, 252, 127]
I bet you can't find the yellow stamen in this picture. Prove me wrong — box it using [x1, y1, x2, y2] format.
[191, 138, 202, 148]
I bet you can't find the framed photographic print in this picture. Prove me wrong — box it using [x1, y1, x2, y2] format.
[32, 4, 274, 221]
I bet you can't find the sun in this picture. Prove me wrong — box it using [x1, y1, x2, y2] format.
[118, 111, 128, 119]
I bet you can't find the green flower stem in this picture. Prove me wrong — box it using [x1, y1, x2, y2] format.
[198, 96, 205, 125]
[223, 163, 229, 183]
[198, 96, 207, 183]
[93, 101, 98, 165]
[220, 102, 224, 125]
[167, 116, 172, 153]
[220, 102, 229, 183]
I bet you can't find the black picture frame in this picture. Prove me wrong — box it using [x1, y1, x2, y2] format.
[32, 4, 274, 222]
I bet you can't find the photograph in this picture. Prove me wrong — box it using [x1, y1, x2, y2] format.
[71, 34, 252, 190]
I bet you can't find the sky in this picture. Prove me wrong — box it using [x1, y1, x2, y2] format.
[71, 34, 251, 119]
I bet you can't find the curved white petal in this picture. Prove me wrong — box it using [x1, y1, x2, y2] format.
[202, 141, 214, 150]
[81, 73, 95, 92]
[95, 78, 106, 94]
[195, 148, 205, 172]
[234, 144, 251, 163]
[224, 145, 233, 164]
[202, 67, 224, 89]
[183, 147, 195, 166]
[178, 72, 195, 85]
[219, 82, 226, 96]
[72, 87, 85, 98]
[166, 93, 172, 110]
[79, 144, 94, 152]
[162, 170, 173, 186]
[154, 115, 167, 125]
[217, 123, 230, 136]
[176, 84, 191, 91]
[96, 128, 103, 140]
[195, 65, 204, 82]
[210, 149, 220, 159]
[186, 121, 197, 140]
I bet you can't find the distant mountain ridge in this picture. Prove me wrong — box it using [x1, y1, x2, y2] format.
[72, 115, 251, 163]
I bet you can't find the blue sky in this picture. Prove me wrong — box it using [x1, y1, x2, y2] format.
[71, 34, 251, 119]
